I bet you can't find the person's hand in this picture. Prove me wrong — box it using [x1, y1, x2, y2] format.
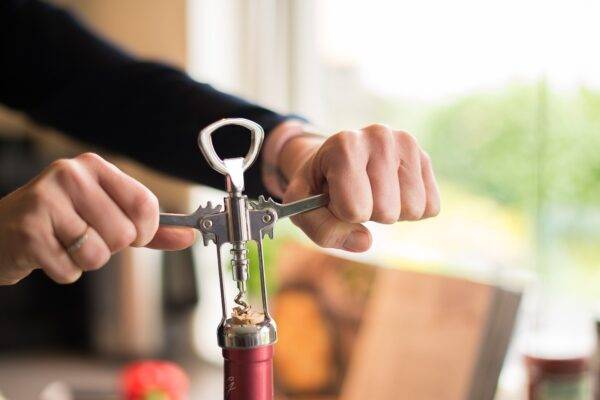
[0, 153, 195, 285]
[267, 122, 440, 252]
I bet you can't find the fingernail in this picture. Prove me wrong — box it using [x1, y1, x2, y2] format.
[343, 230, 369, 252]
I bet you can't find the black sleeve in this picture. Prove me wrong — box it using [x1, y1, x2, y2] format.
[0, 0, 297, 197]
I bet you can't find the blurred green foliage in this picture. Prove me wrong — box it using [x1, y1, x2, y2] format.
[544, 88, 600, 205]
[419, 84, 600, 296]
[333, 83, 600, 296]
[245, 84, 600, 299]
[420, 84, 600, 209]
[242, 221, 300, 300]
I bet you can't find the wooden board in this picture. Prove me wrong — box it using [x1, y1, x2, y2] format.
[271, 243, 521, 400]
[340, 268, 494, 400]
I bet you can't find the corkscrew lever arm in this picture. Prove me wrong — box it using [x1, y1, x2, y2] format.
[251, 193, 329, 220]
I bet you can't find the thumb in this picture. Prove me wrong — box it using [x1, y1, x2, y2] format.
[145, 226, 196, 250]
[284, 177, 372, 252]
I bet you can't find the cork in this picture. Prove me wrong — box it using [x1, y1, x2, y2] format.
[231, 306, 265, 326]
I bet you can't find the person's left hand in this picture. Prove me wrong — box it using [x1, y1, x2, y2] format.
[266, 122, 440, 252]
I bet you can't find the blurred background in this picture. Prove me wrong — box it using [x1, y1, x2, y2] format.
[0, 0, 599, 399]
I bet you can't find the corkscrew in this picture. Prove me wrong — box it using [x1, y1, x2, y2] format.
[159, 118, 328, 400]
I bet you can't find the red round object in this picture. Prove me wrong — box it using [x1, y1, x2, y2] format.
[122, 360, 190, 400]
[223, 345, 274, 400]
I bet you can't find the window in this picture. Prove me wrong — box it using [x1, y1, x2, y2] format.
[310, 2, 600, 397]
[188, 1, 600, 396]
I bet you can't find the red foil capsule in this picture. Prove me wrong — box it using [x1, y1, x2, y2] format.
[223, 345, 274, 400]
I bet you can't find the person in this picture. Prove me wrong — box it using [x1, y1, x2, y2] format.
[0, 0, 440, 286]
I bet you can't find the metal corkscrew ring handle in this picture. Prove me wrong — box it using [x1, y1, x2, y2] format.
[198, 118, 264, 175]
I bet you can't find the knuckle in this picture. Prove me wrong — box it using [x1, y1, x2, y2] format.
[402, 203, 426, 221]
[25, 183, 51, 210]
[50, 158, 77, 175]
[314, 235, 337, 248]
[364, 123, 390, 133]
[397, 130, 419, 149]
[52, 159, 88, 190]
[371, 209, 398, 224]
[331, 130, 360, 158]
[50, 158, 73, 170]
[54, 269, 82, 285]
[365, 126, 395, 150]
[294, 214, 344, 249]
[129, 191, 159, 246]
[337, 129, 360, 141]
[313, 222, 343, 249]
[77, 153, 120, 176]
[427, 202, 441, 218]
[131, 190, 159, 222]
[336, 205, 370, 224]
[109, 223, 137, 251]
[76, 152, 104, 165]
[79, 245, 110, 271]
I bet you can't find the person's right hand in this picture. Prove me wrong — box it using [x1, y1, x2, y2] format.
[0, 152, 196, 285]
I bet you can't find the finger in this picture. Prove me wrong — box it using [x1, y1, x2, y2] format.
[32, 224, 83, 285]
[292, 208, 372, 252]
[2, 186, 80, 284]
[146, 227, 196, 250]
[76, 153, 159, 247]
[47, 189, 111, 271]
[397, 133, 426, 221]
[321, 132, 372, 223]
[420, 151, 441, 218]
[366, 145, 401, 223]
[285, 178, 372, 252]
[51, 159, 137, 253]
[67, 227, 111, 270]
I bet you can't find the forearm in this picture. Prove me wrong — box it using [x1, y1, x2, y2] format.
[0, 0, 297, 197]
[27, 59, 295, 197]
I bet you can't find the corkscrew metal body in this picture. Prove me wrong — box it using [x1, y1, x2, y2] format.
[159, 118, 328, 400]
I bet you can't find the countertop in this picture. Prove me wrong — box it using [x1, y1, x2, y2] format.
[0, 352, 223, 399]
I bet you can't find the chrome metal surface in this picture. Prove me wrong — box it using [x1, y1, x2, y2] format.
[226, 195, 250, 243]
[256, 239, 271, 319]
[158, 118, 329, 353]
[198, 118, 264, 176]
[218, 318, 277, 349]
[248, 208, 277, 241]
[221, 154, 252, 304]
[159, 201, 222, 229]
[224, 158, 245, 193]
[251, 193, 330, 220]
[198, 211, 228, 246]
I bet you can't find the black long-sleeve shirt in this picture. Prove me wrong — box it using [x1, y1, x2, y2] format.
[0, 0, 302, 350]
[0, 0, 294, 197]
